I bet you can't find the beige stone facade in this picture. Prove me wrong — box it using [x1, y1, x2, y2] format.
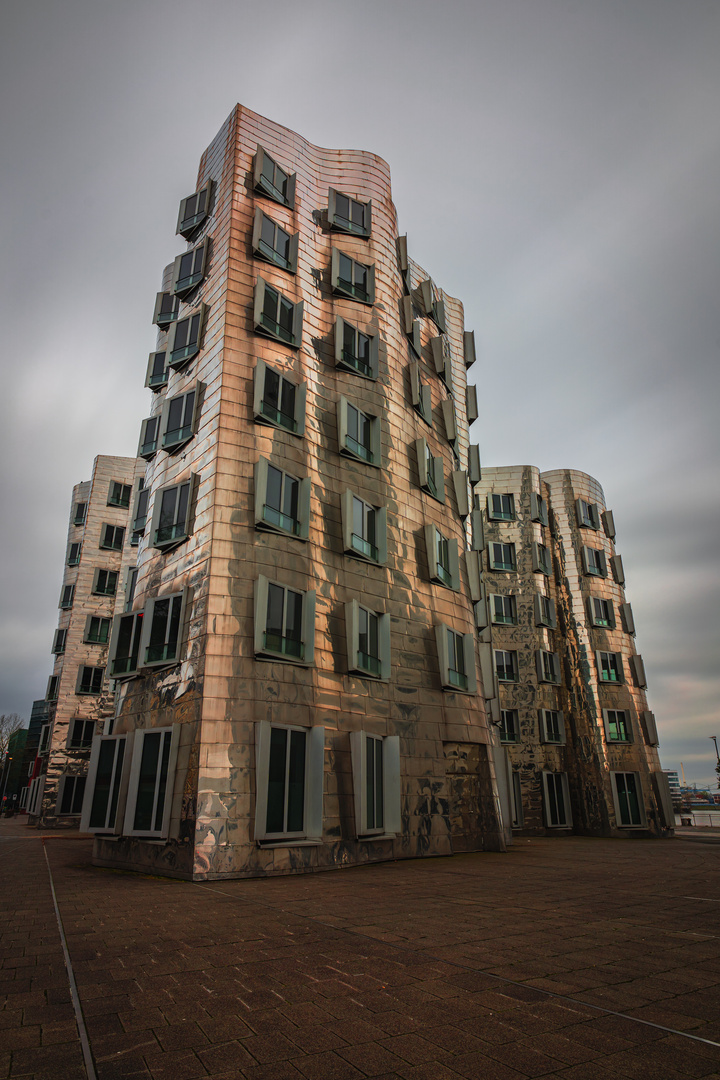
[475, 465, 673, 836]
[30, 454, 144, 826]
[86, 105, 507, 879]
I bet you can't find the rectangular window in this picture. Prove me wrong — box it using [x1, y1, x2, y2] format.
[331, 248, 375, 304]
[487, 493, 515, 521]
[125, 567, 138, 612]
[152, 291, 180, 329]
[536, 650, 561, 684]
[401, 296, 422, 356]
[342, 491, 387, 565]
[67, 719, 95, 750]
[328, 188, 371, 237]
[150, 477, 194, 550]
[415, 438, 445, 502]
[254, 459, 310, 540]
[166, 304, 206, 369]
[441, 399, 456, 443]
[596, 651, 624, 684]
[540, 710, 565, 745]
[621, 602, 635, 635]
[582, 546, 607, 577]
[601, 509, 616, 539]
[603, 709, 633, 743]
[99, 524, 125, 551]
[499, 709, 519, 743]
[141, 592, 187, 668]
[409, 363, 432, 424]
[345, 600, 391, 680]
[161, 388, 198, 453]
[253, 722, 324, 843]
[107, 481, 132, 510]
[542, 772, 572, 828]
[253, 146, 296, 208]
[254, 576, 316, 667]
[576, 499, 600, 529]
[338, 397, 381, 467]
[532, 542, 551, 576]
[495, 650, 518, 683]
[80, 734, 129, 833]
[252, 208, 298, 273]
[425, 525, 459, 590]
[468, 444, 482, 486]
[67, 542, 81, 566]
[145, 350, 168, 392]
[335, 316, 378, 379]
[73, 502, 87, 526]
[253, 360, 306, 435]
[430, 334, 453, 389]
[76, 665, 105, 695]
[530, 492, 548, 526]
[629, 654, 647, 689]
[52, 628, 67, 654]
[171, 236, 209, 298]
[131, 482, 149, 545]
[138, 415, 160, 459]
[488, 542, 516, 572]
[587, 596, 614, 628]
[57, 775, 86, 816]
[466, 384, 479, 424]
[511, 771, 523, 828]
[491, 594, 517, 625]
[59, 584, 75, 609]
[534, 593, 556, 628]
[124, 726, 180, 839]
[84, 616, 111, 645]
[177, 179, 212, 237]
[253, 278, 303, 348]
[92, 568, 118, 596]
[350, 732, 402, 838]
[39, 721, 52, 750]
[612, 772, 645, 827]
[610, 554, 625, 586]
[108, 611, 144, 678]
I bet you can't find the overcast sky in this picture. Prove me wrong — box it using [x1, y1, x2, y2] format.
[1, 0, 718, 787]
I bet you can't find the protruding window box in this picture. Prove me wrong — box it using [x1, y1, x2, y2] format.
[252, 208, 298, 273]
[76, 665, 105, 695]
[331, 248, 375, 304]
[176, 180, 213, 237]
[253, 360, 306, 436]
[123, 727, 181, 839]
[345, 600, 391, 680]
[409, 363, 432, 425]
[161, 386, 200, 454]
[108, 611, 144, 678]
[80, 734, 131, 835]
[425, 525, 459, 591]
[350, 732, 401, 839]
[437, 626, 477, 693]
[153, 291, 179, 329]
[145, 351, 168, 392]
[328, 188, 371, 238]
[337, 397, 382, 467]
[415, 438, 445, 503]
[253, 146, 296, 208]
[253, 721, 324, 844]
[539, 710, 566, 745]
[603, 709, 633, 743]
[254, 458, 310, 541]
[536, 650, 561, 684]
[341, 491, 387, 565]
[166, 305, 206, 369]
[150, 477, 196, 551]
[171, 237, 210, 299]
[335, 316, 378, 379]
[254, 576, 316, 667]
[254, 278, 303, 348]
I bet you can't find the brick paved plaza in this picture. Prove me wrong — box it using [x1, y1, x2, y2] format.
[1, 821, 719, 1080]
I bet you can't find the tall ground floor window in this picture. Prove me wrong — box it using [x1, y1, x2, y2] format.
[612, 771, 645, 827]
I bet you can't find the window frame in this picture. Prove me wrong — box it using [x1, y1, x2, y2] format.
[531, 542, 551, 576]
[149, 475, 196, 551]
[530, 491, 549, 526]
[253, 277, 303, 348]
[67, 542, 81, 567]
[337, 396, 382, 468]
[611, 771, 646, 828]
[534, 593, 557, 628]
[66, 718, 96, 752]
[251, 207, 299, 273]
[581, 546, 607, 578]
[494, 649, 519, 684]
[409, 363, 432, 425]
[466, 384, 479, 424]
[488, 542, 516, 572]
[171, 236, 210, 299]
[487, 493, 515, 521]
[253, 146, 296, 209]
[330, 247, 375, 305]
[152, 290, 180, 329]
[145, 350, 168, 392]
[576, 499, 600, 530]
[161, 385, 200, 454]
[345, 600, 391, 681]
[536, 649, 561, 685]
[73, 502, 87, 526]
[400, 296, 422, 356]
[587, 595, 615, 629]
[620, 602, 636, 635]
[629, 654, 647, 689]
[542, 772, 573, 828]
[139, 589, 188, 670]
[254, 575, 316, 667]
[99, 523, 125, 552]
[468, 444, 482, 486]
[131, 481, 149, 546]
[610, 554, 625, 585]
[107, 480, 132, 510]
[415, 438, 445, 503]
[424, 524, 459, 591]
[253, 360, 306, 436]
[138, 415, 160, 460]
[80, 734, 131, 834]
[253, 721, 324, 844]
[83, 615, 111, 646]
[75, 665, 105, 696]
[341, 490, 387, 565]
[176, 179, 213, 238]
[334, 315, 379, 380]
[602, 709, 634, 744]
[123, 726, 181, 840]
[499, 709, 519, 744]
[596, 650, 625, 684]
[254, 458, 310, 541]
[430, 335, 453, 390]
[92, 568, 118, 597]
[59, 583, 75, 609]
[491, 593, 518, 626]
[51, 627, 67, 655]
[107, 611, 144, 679]
[350, 731, 401, 838]
[539, 709, 566, 745]
[328, 188, 372, 238]
[436, 625, 477, 694]
[166, 304, 207, 370]
[441, 399, 456, 444]
[55, 774, 87, 817]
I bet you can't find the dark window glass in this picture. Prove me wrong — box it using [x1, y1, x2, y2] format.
[366, 736, 384, 831]
[358, 608, 380, 675]
[89, 738, 125, 829]
[264, 466, 299, 534]
[60, 775, 86, 815]
[133, 732, 161, 831]
[346, 404, 372, 461]
[266, 727, 305, 834]
[261, 368, 296, 430]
